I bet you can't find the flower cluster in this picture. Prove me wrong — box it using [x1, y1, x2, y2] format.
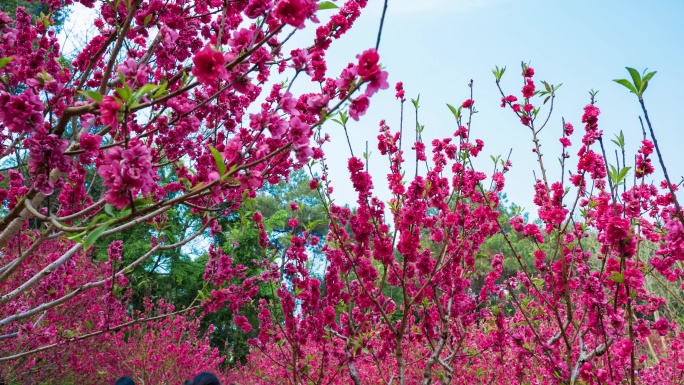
[97, 141, 156, 209]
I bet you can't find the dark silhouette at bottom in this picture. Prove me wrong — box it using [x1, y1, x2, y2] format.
[114, 376, 136, 385]
[185, 372, 221, 385]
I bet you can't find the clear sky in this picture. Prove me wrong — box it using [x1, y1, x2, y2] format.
[312, 0, 684, 217]
[59, 0, 684, 218]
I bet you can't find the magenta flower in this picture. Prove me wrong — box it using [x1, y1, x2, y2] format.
[274, 0, 316, 29]
[349, 95, 370, 121]
[33, 174, 54, 196]
[395, 81, 405, 100]
[97, 141, 156, 209]
[245, 0, 274, 18]
[234, 315, 252, 333]
[0, 89, 44, 133]
[192, 44, 229, 85]
[521, 79, 535, 98]
[364, 69, 389, 96]
[99, 96, 122, 131]
[357, 49, 380, 79]
[500, 94, 517, 107]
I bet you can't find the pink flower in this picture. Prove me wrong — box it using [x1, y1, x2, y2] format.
[559, 137, 571, 147]
[522, 79, 535, 98]
[639, 139, 654, 155]
[288, 218, 298, 227]
[99, 96, 122, 131]
[97, 140, 156, 209]
[234, 315, 252, 333]
[245, 0, 274, 18]
[357, 49, 380, 79]
[274, 0, 316, 29]
[80, 132, 102, 152]
[159, 25, 179, 46]
[80, 132, 102, 163]
[623, 268, 644, 288]
[33, 174, 54, 196]
[395, 82, 405, 100]
[322, 306, 335, 325]
[462, 99, 474, 109]
[564, 122, 574, 135]
[614, 338, 634, 360]
[349, 95, 370, 121]
[192, 44, 229, 84]
[0, 89, 44, 133]
[500, 94, 517, 107]
[117, 58, 149, 86]
[653, 318, 670, 336]
[364, 69, 389, 96]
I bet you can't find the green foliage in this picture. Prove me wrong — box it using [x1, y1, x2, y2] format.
[211, 169, 329, 364]
[474, 195, 534, 292]
[0, 0, 70, 33]
[90, 169, 328, 365]
[613, 67, 657, 100]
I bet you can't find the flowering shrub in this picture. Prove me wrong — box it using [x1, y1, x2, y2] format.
[0, 233, 223, 383]
[0, 0, 386, 379]
[226, 65, 684, 385]
[2, 0, 684, 383]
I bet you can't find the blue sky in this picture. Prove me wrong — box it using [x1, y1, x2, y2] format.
[312, 0, 684, 217]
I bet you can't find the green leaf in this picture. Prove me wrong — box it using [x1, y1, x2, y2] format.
[491, 65, 506, 82]
[179, 177, 192, 189]
[446, 103, 461, 120]
[609, 164, 618, 185]
[66, 231, 86, 243]
[209, 146, 226, 176]
[642, 70, 657, 85]
[143, 13, 153, 25]
[132, 198, 154, 209]
[152, 81, 168, 98]
[131, 83, 158, 103]
[640, 70, 657, 95]
[607, 271, 624, 284]
[88, 213, 109, 227]
[115, 71, 133, 103]
[104, 204, 115, 217]
[611, 130, 625, 148]
[339, 111, 349, 125]
[613, 79, 638, 95]
[78, 90, 104, 103]
[616, 166, 631, 184]
[83, 224, 109, 249]
[115, 87, 132, 104]
[626, 67, 642, 91]
[318, 1, 339, 10]
[0, 56, 14, 70]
